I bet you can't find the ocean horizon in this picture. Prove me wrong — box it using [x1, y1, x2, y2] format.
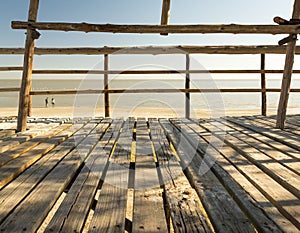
[1, 78, 300, 113]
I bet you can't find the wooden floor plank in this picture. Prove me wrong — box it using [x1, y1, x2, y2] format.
[0, 121, 60, 153]
[246, 115, 300, 139]
[227, 117, 300, 152]
[149, 118, 213, 233]
[285, 114, 300, 128]
[160, 119, 256, 233]
[221, 118, 300, 162]
[0, 116, 298, 232]
[178, 119, 292, 232]
[0, 123, 71, 168]
[214, 118, 300, 175]
[44, 119, 114, 233]
[0, 116, 16, 124]
[196, 119, 300, 230]
[0, 122, 78, 189]
[182, 118, 291, 233]
[0, 129, 15, 139]
[234, 116, 299, 139]
[245, 116, 300, 142]
[0, 122, 16, 130]
[255, 115, 300, 131]
[204, 120, 300, 199]
[89, 118, 134, 233]
[0, 119, 105, 232]
[0, 119, 91, 224]
[187, 119, 299, 232]
[133, 118, 168, 233]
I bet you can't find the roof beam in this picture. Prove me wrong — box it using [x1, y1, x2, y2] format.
[11, 21, 300, 34]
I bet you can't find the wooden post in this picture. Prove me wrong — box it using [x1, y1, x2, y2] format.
[261, 54, 267, 116]
[160, 0, 171, 36]
[185, 54, 190, 118]
[276, 0, 300, 129]
[17, 0, 39, 132]
[104, 54, 110, 117]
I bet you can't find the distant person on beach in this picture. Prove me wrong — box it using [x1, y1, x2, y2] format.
[45, 97, 48, 108]
[51, 97, 55, 107]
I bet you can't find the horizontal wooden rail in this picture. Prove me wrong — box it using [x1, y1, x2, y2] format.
[0, 88, 20, 92]
[3, 68, 300, 74]
[3, 46, 300, 55]
[29, 69, 300, 74]
[28, 88, 300, 95]
[0, 67, 23, 71]
[11, 21, 300, 34]
[2, 88, 300, 94]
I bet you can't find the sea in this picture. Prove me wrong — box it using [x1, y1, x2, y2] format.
[1, 78, 300, 114]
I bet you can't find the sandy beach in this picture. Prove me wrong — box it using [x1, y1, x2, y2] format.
[0, 106, 291, 119]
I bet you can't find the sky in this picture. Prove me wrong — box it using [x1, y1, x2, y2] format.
[0, 0, 298, 76]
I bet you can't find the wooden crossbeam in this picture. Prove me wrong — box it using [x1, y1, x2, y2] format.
[11, 21, 300, 34]
[276, 0, 300, 129]
[3, 46, 300, 55]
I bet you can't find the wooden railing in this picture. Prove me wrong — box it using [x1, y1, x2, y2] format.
[1, 46, 300, 118]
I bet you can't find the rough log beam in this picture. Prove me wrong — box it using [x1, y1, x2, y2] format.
[276, 0, 300, 129]
[3, 46, 300, 55]
[11, 21, 300, 34]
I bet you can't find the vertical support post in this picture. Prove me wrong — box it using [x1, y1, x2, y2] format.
[104, 54, 110, 117]
[17, 0, 39, 132]
[185, 54, 190, 118]
[261, 54, 267, 116]
[160, 0, 171, 36]
[276, 0, 300, 129]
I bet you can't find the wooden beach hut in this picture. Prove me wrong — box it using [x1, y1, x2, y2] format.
[0, 0, 299, 232]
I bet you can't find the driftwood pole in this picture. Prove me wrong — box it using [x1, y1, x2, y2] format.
[104, 54, 110, 117]
[276, 0, 300, 129]
[261, 54, 267, 116]
[17, 0, 39, 132]
[185, 54, 190, 118]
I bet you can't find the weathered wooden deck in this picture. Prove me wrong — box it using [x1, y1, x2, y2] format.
[0, 115, 299, 232]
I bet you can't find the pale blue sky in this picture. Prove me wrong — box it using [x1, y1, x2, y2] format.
[0, 0, 294, 47]
[0, 0, 298, 74]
